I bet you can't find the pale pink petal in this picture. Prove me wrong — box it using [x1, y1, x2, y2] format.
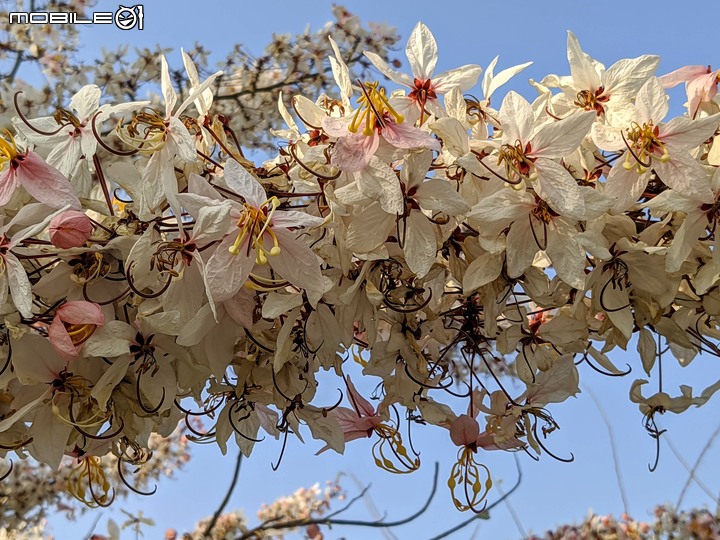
[0, 168, 20, 206]
[687, 72, 719, 117]
[321, 115, 354, 138]
[658, 65, 709, 89]
[57, 300, 105, 325]
[49, 210, 94, 248]
[476, 430, 525, 451]
[382, 121, 440, 151]
[331, 132, 379, 172]
[344, 376, 376, 417]
[13, 151, 80, 209]
[450, 414, 480, 447]
[48, 317, 80, 360]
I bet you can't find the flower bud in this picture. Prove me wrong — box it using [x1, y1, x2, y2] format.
[449, 414, 480, 448]
[49, 210, 93, 248]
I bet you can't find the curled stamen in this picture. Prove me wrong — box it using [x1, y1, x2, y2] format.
[117, 459, 158, 497]
[448, 447, 492, 513]
[67, 455, 115, 508]
[14, 92, 68, 136]
[92, 112, 138, 156]
[136, 372, 166, 414]
[372, 422, 420, 474]
[288, 143, 341, 181]
[599, 278, 631, 313]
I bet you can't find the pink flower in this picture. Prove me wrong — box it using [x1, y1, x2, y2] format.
[0, 132, 80, 209]
[449, 414, 480, 449]
[316, 376, 382, 454]
[322, 81, 440, 172]
[660, 65, 720, 118]
[49, 210, 94, 248]
[48, 301, 105, 360]
[332, 376, 383, 443]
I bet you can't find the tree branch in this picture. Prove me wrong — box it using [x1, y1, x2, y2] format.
[236, 462, 440, 540]
[428, 456, 523, 540]
[204, 451, 243, 537]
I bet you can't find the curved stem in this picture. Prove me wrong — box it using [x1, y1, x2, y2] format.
[204, 450, 243, 537]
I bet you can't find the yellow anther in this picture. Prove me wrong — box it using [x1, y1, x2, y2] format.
[228, 197, 282, 262]
[0, 131, 19, 171]
[374, 87, 404, 124]
[351, 81, 405, 137]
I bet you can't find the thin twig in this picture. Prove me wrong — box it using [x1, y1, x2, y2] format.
[497, 480, 527, 539]
[586, 385, 630, 515]
[346, 472, 398, 540]
[675, 423, 720, 510]
[664, 433, 720, 508]
[236, 462, 441, 540]
[204, 451, 243, 537]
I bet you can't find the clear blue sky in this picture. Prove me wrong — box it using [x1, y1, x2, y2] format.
[8, 0, 720, 538]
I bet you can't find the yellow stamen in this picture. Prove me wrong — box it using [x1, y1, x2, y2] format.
[228, 196, 283, 262]
[623, 121, 670, 173]
[64, 323, 98, 346]
[350, 81, 405, 137]
[0, 131, 19, 172]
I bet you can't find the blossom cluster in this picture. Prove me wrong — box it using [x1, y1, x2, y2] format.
[0, 427, 190, 530]
[529, 505, 720, 539]
[0, 2, 400, 150]
[1, 20, 720, 516]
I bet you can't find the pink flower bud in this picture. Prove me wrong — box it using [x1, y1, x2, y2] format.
[449, 414, 480, 447]
[49, 210, 93, 248]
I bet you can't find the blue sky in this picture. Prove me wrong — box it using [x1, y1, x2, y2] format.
[7, 0, 720, 538]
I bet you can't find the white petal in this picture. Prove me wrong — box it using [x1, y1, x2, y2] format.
[533, 158, 585, 219]
[405, 22, 438, 79]
[69, 85, 101, 121]
[662, 114, 720, 150]
[463, 251, 504, 293]
[433, 65, 482, 93]
[666, 212, 707, 272]
[499, 91, 534, 144]
[506, 218, 538, 278]
[429, 117, 469, 157]
[484, 58, 533, 100]
[5, 253, 32, 318]
[530, 111, 594, 158]
[205, 235, 255, 303]
[160, 55, 177, 117]
[363, 51, 413, 87]
[602, 55, 660, 99]
[403, 212, 436, 277]
[223, 159, 266, 206]
[346, 202, 395, 253]
[636, 77, 668, 123]
[654, 153, 714, 203]
[605, 164, 650, 213]
[416, 178, 471, 215]
[567, 31, 601, 91]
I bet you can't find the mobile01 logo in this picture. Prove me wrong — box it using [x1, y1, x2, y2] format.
[9, 5, 144, 30]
